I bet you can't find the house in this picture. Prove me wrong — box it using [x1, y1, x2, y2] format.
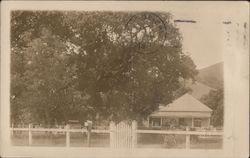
[149, 94, 212, 129]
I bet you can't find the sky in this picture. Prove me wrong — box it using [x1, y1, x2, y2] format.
[157, 2, 249, 69]
[176, 21, 224, 69]
[171, 7, 230, 69]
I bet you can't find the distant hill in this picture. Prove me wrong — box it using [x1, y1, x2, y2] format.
[196, 62, 224, 89]
[182, 62, 223, 99]
[186, 81, 215, 99]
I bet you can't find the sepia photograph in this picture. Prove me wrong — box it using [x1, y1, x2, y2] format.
[1, 1, 249, 158]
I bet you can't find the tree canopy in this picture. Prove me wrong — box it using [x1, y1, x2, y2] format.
[200, 89, 224, 127]
[11, 11, 198, 125]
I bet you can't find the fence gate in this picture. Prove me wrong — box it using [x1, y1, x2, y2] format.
[110, 121, 137, 148]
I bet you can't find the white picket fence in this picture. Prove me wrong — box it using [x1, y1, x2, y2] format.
[10, 121, 223, 149]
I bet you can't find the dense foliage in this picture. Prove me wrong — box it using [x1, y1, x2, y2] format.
[200, 89, 224, 127]
[11, 11, 197, 125]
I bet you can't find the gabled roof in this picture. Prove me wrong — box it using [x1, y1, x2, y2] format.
[157, 93, 212, 112]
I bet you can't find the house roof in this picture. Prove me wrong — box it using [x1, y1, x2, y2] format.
[150, 93, 212, 117]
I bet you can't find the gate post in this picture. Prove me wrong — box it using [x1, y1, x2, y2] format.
[110, 121, 115, 148]
[132, 121, 137, 148]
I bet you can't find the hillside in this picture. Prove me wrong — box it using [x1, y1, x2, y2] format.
[186, 81, 215, 99]
[196, 62, 224, 89]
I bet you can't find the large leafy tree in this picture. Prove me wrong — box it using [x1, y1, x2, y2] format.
[11, 11, 82, 125]
[11, 11, 198, 125]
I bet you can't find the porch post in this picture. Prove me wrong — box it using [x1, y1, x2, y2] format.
[208, 118, 211, 127]
[191, 118, 194, 128]
[160, 117, 163, 127]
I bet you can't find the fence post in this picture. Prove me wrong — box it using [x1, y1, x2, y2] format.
[132, 120, 137, 148]
[110, 121, 115, 148]
[87, 129, 91, 147]
[185, 127, 190, 149]
[28, 124, 32, 145]
[11, 123, 14, 136]
[66, 124, 70, 147]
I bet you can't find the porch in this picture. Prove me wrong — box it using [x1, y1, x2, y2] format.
[149, 117, 211, 129]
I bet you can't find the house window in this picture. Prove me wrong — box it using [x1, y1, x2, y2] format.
[194, 118, 202, 127]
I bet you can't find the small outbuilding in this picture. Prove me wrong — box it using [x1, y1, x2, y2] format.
[149, 94, 212, 129]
